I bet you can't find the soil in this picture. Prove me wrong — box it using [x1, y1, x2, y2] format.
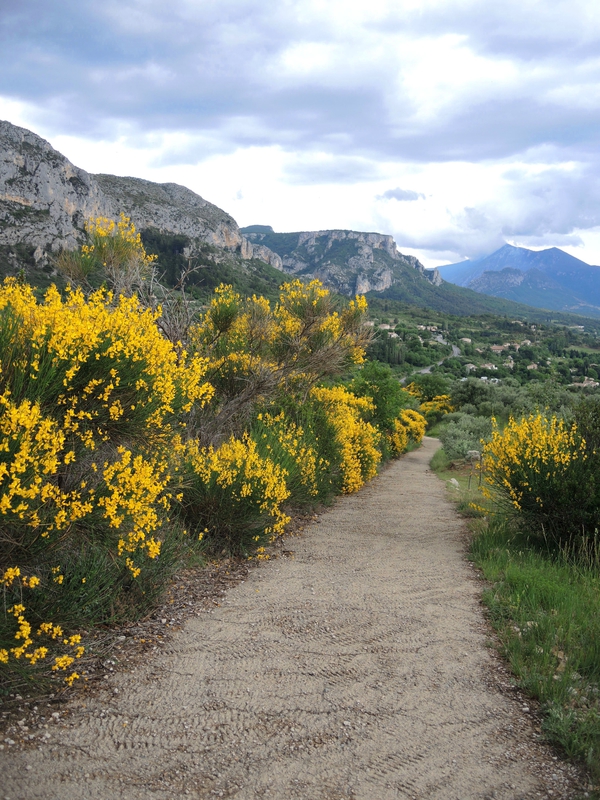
[0, 437, 591, 799]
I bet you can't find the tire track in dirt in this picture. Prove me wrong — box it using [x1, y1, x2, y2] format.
[0, 437, 586, 799]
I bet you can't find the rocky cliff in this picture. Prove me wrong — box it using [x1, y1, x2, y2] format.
[0, 120, 282, 278]
[0, 119, 442, 300]
[242, 226, 441, 296]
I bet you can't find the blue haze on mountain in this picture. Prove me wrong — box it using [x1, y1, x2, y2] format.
[435, 244, 600, 315]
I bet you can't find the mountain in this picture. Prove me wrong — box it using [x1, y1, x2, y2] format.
[242, 227, 600, 321]
[241, 225, 442, 295]
[0, 120, 443, 301]
[2, 119, 599, 324]
[0, 120, 283, 290]
[436, 244, 600, 316]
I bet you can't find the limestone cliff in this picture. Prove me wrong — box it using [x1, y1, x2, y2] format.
[242, 226, 442, 296]
[0, 121, 105, 271]
[0, 119, 443, 301]
[0, 120, 282, 277]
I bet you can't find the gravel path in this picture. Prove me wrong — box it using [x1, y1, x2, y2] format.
[0, 438, 586, 799]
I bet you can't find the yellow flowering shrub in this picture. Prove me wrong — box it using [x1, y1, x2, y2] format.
[384, 409, 427, 457]
[253, 410, 330, 501]
[189, 280, 371, 436]
[482, 413, 596, 543]
[387, 417, 410, 456]
[0, 278, 213, 556]
[349, 361, 419, 461]
[310, 385, 381, 493]
[1, 568, 84, 686]
[0, 261, 429, 691]
[0, 280, 213, 435]
[405, 382, 422, 399]
[0, 394, 84, 541]
[397, 409, 427, 445]
[419, 394, 454, 417]
[179, 434, 291, 553]
[56, 213, 157, 295]
[0, 275, 216, 688]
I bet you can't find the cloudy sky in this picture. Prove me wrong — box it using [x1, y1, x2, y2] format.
[2, 0, 600, 267]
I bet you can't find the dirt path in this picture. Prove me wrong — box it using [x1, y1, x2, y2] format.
[0, 438, 587, 799]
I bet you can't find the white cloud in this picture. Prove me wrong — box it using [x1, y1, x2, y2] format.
[3, 0, 600, 268]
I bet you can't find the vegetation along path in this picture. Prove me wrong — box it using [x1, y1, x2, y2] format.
[1, 438, 586, 799]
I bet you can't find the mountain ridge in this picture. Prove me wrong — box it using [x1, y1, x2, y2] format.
[0, 119, 442, 297]
[436, 244, 600, 315]
[241, 225, 442, 296]
[2, 119, 599, 324]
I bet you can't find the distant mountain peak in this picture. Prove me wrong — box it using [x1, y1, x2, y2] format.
[437, 243, 600, 315]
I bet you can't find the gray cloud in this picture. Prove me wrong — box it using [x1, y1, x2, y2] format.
[3, 0, 600, 260]
[391, 159, 600, 261]
[3, 0, 599, 160]
[497, 163, 600, 238]
[393, 224, 508, 264]
[377, 188, 425, 202]
[283, 155, 381, 185]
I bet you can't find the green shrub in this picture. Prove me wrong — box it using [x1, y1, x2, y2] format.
[438, 414, 492, 461]
[350, 361, 415, 459]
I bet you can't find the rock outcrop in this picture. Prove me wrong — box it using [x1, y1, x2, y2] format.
[242, 227, 442, 296]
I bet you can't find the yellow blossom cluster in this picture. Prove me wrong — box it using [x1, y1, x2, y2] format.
[387, 418, 409, 456]
[386, 409, 426, 456]
[0, 280, 213, 436]
[184, 433, 291, 541]
[405, 382, 422, 399]
[482, 413, 586, 512]
[98, 446, 170, 573]
[0, 273, 218, 685]
[84, 213, 155, 261]
[0, 570, 84, 684]
[0, 278, 213, 567]
[258, 411, 327, 497]
[398, 408, 427, 444]
[310, 386, 381, 493]
[419, 394, 454, 417]
[0, 392, 93, 538]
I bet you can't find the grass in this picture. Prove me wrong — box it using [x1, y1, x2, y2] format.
[470, 516, 600, 785]
[430, 439, 600, 789]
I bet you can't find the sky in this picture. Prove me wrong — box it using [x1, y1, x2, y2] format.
[2, 0, 600, 268]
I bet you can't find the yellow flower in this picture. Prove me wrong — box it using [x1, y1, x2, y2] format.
[311, 386, 381, 493]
